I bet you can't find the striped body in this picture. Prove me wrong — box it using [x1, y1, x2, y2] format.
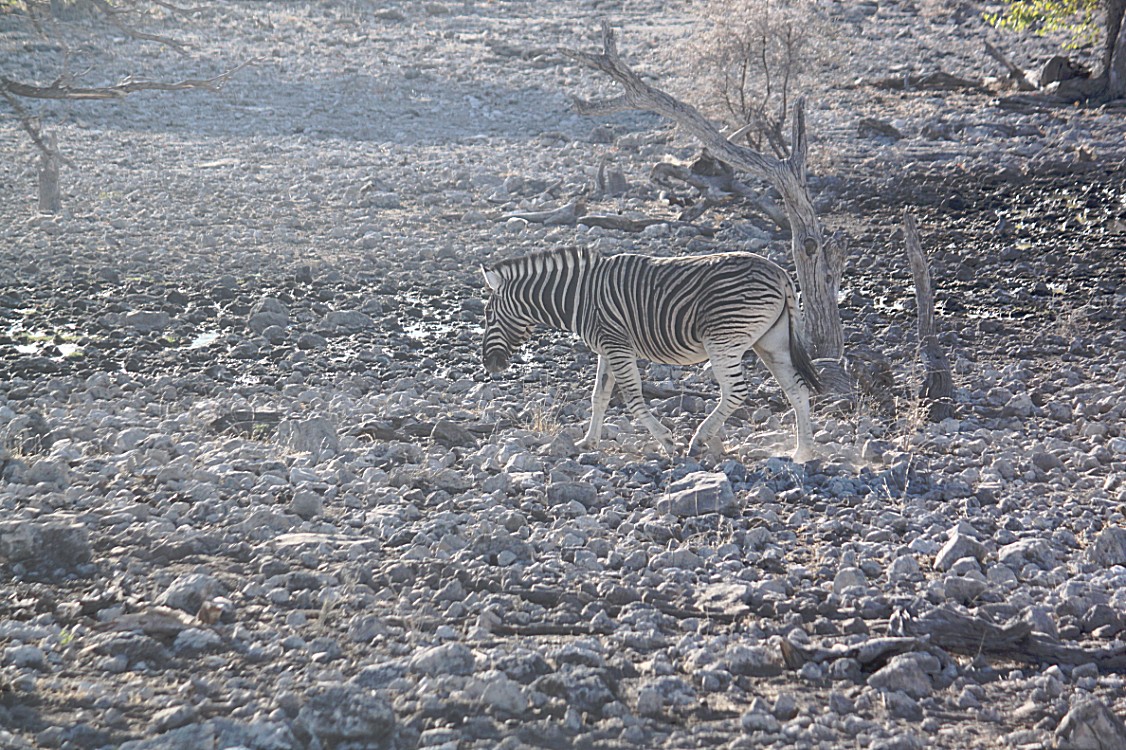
[482, 246, 820, 460]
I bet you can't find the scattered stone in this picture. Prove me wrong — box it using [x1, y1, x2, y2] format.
[881, 689, 923, 721]
[888, 555, 922, 581]
[431, 419, 477, 448]
[293, 685, 395, 748]
[84, 631, 169, 668]
[1055, 698, 1126, 750]
[943, 574, 988, 604]
[867, 653, 935, 698]
[858, 116, 903, 140]
[547, 481, 597, 508]
[532, 666, 616, 715]
[288, 488, 324, 519]
[833, 566, 868, 594]
[998, 538, 1058, 570]
[408, 642, 475, 676]
[1088, 527, 1126, 567]
[3, 645, 47, 670]
[656, 471, 736, 516]
[724, 645, 783, 677]
[123, 310, 171, 333]
[159, 572, 219, 614]
[0, 515, 92, 574]
[1032, 451, 1064, 472]
[20, 457, 68, 487]
[829, 690, 855, 715]
[248, 298, 288, 334]
[151, 705, 199, 733]
[352, 662, 407, 689]
[172, 628, 223, 655]
[871, 734, 924, 750]
[296, 332, 328, 350]
[321, 310, 374, 333]
[773, 693, 798, 720]
[1001, 393, 1036, 418]
[934, 531, 987, 572]
[118, 723, 216, 750]
[466, 670, 529, 715]
[741, 708, 781, 733]
[276, 417, 340, 455]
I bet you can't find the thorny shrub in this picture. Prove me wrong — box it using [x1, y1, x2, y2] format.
[675, 0, 838, 157]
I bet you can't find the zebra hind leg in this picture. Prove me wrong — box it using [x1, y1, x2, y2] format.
[577, 355, 615, 450]
[751, 315, 816, 463]
[606, 353, 675, 454]
[689, 347, 749, 457]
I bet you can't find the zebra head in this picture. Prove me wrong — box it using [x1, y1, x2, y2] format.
[481, 265, 533, 373]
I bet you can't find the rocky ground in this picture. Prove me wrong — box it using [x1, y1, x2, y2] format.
[2, 1, 1126, 749]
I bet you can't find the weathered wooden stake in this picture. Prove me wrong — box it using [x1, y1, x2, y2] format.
[38, 132, 61, 214]
[903, 211, 954, 421]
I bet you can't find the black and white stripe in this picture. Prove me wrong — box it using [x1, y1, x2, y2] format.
[481, 246, 820, 461]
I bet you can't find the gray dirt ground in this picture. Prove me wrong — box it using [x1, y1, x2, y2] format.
[1, 1, 1126, 749]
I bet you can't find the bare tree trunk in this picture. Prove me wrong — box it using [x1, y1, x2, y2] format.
[1107, 0, 1126, 100]
[38, 133, 62, 214]
[903, 212, 953, 421]
[563, 23, 847, 370]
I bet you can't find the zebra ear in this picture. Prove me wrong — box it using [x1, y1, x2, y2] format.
[481, 266, 502, 291]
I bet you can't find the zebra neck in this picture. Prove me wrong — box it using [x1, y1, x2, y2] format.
[522, 252, 593, 333]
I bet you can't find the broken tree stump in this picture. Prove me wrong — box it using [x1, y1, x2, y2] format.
[38, 132, 61, 214]
[903, 211, 954, 421]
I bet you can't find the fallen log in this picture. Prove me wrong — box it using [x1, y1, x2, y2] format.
[891, 605, 1126, 672]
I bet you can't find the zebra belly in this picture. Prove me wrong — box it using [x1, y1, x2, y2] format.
[632, 340, 709, 366]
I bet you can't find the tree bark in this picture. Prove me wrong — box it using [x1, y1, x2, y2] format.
[903, 212, 954, 421]
[1106, 0, 1126, 100]
[562, 22, 847, 365]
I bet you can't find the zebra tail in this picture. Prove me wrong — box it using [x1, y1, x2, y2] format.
[786, 285, 822, 394]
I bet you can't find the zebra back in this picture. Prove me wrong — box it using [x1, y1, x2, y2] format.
[591, 251, 793, 364]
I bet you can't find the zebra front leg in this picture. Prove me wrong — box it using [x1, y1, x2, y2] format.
[607, 353, 675, 454]
[689, 349, 749, 457]
[577, 355, 615, 450]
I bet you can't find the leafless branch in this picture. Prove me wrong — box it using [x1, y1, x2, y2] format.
[148, 0, 211, 14]
[87, 0, 189, 54]
[0, 59, 256, 101]
[726, 122, 755, 143]
[984, 40, 1038, 91]
[0, 86, 75, 166]
[562, 22, 782, 181]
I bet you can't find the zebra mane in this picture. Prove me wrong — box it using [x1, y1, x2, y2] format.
[489, 245, 600, 281]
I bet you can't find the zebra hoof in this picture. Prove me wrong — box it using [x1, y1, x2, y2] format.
[576, 438, 599, 451]
[688, 437, 724, 458]
[792, 448, 815, 463]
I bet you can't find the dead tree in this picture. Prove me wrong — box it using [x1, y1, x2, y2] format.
[562, 23, 848, 384]
[903, 212, 954, 421]
[0, 1, 251, 212]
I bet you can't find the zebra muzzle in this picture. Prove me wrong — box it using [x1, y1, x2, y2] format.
[484, 350, 510, 373]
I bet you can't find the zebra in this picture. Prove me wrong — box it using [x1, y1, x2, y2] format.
[481, 246, 821, 462]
